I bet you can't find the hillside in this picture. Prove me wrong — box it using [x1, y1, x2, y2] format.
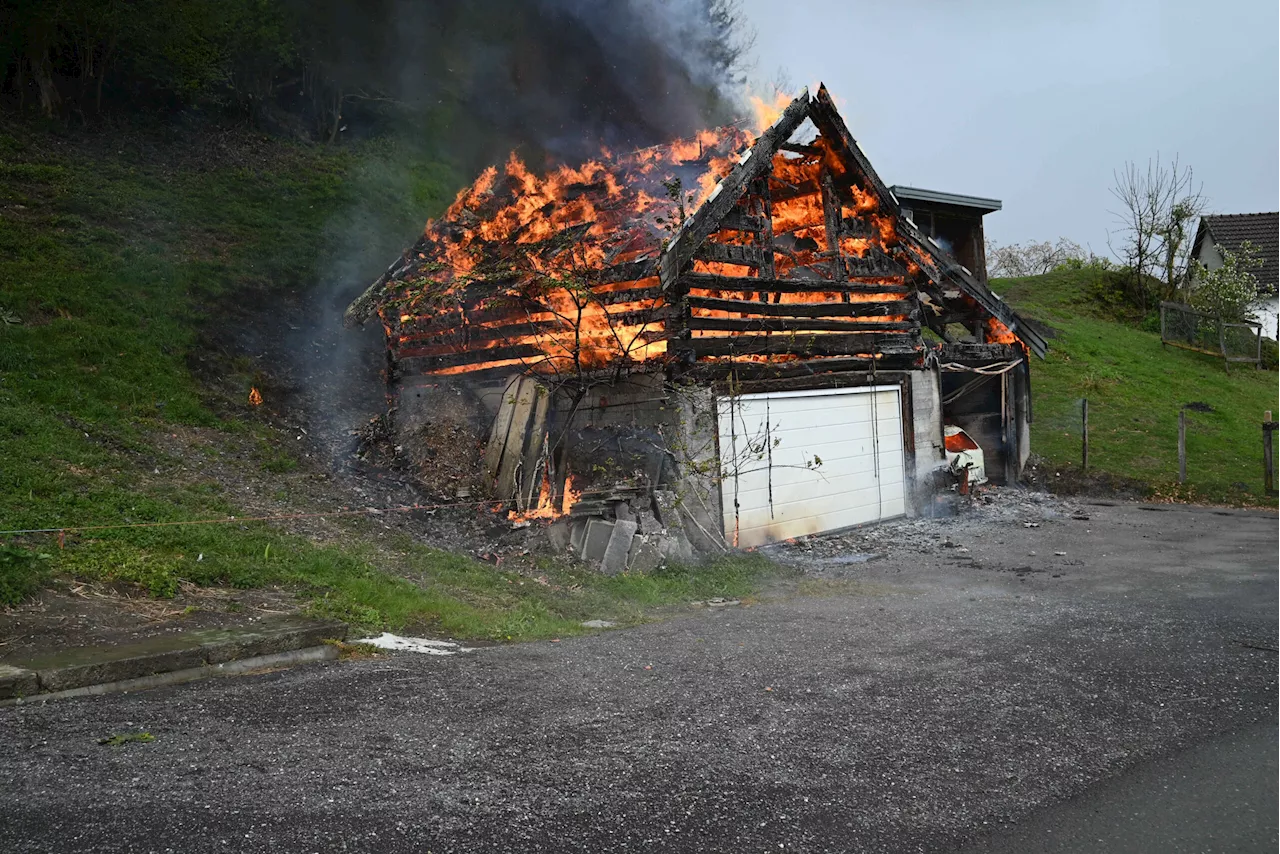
[994, 268, 1279, 505]
[0, 125, 776, 626]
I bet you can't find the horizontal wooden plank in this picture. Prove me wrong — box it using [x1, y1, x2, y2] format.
[688, 317, 917, 334]
[682, 355, 922, 382]
[722, 371, 914, 396]
[681, 272, 909, 295]
[693, 242, 765, 268]
[398, 342, 545, 369]
[717, 209, 767, 233]
[779, 142, 823, 157]
[687, 295, 913, 318]
[844, 249, 907, 277]
[685, 333, 921, 358]
[397, 287, 666, 332]
[598, 259, 658, 284]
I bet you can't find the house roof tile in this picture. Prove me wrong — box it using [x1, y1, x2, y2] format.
[1198, 212, 1279, 292]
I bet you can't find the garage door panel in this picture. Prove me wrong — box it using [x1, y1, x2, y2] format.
[733, 480, 895, 519]
[719, 386, 907, 548]
[730, 459, 903, 495]
[735, 493, 893, 541]
[730, 466, 904, 504]
[729, 439, 905, 479]
[722, 433, 903, 470]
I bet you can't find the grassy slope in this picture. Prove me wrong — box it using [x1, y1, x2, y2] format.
[0, 126, 779, 629]
[995, 268, 1279, 505]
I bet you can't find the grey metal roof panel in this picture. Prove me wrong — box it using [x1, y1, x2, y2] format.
[889, 185, 1002, 213]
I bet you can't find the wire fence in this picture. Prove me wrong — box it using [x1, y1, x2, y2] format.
[1160, 301, 1263, 366]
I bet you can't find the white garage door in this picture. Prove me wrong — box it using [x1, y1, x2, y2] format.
[717, 385, 906, 548]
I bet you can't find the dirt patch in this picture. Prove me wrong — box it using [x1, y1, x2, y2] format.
[0, 578, 298, 664]
[1020, 455, 1151, 501]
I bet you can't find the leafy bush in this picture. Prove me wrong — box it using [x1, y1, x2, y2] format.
[1262, 337, 1279, 371]
[1188, 242, 1263, 322]
[0, 545, 52, 606]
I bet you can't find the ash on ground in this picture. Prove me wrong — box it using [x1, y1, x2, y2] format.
[762, 486, 1091, 575]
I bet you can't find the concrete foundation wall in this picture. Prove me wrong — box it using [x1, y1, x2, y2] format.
[908, 368, 947, 514]
[666, 385, 729, 555]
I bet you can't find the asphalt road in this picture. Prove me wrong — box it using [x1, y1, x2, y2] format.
[1, 500, 1275, 853]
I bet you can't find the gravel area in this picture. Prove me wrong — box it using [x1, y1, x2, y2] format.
[1, 496, 1275, 853]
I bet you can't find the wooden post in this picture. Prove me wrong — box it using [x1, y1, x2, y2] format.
[1160, 302, 1167, 347]
[1264, 412, 1276, 497]
[1178, 408, 1187, 483]
[1081, 398, 1089, 471]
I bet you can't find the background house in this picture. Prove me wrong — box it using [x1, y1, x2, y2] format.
[1190, 212, 1279, 339]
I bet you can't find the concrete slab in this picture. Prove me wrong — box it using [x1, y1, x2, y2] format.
[581, 518, 615, 563]
[627, 536, 663, 573]
[8, 617, 347, 694]
[0, 665, 38, 700]
[600, 519, 638, 575]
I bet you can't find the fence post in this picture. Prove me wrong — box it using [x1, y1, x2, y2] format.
[1265, 411, 1277, 497]
[1217, 315, 1228, 371]
[1081, 398, 1089, 471]
[1160, 303, 1167, 347]
[1178, 408, 1187, 483]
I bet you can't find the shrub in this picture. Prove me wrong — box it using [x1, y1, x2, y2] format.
[0, 546, 52, 606]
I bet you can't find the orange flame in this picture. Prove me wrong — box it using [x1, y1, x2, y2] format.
[384, 106, 928, 377]
[749, 91, 793, 134]
[507, 473, 583, 523]
[985, 318, 1018, 345]
[248, 387, 263, 406]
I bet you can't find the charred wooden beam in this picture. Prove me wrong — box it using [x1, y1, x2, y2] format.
[808, 86, 899, 214]
[398, 342, 545, 369]
[688, 355, 921, 382]
[844, 249, 907, 278]
[820, 170, 845, 285]
[681, 272, 909, 295]
[404, 286, 666, 329]
[686, 333, 921, 359]
[694, 242, 766, 268]
[938, 342, 1022, 363]
[723, 371, 915, 396]
[687, 295, 913, 318]
[591, 285, 666, 307]
[840, 217, 875, 239]
[767, 179, 822, 204]
[688, 317, 916, 334]
[779, 142, 823, 157]
[661, 90, 810, 287]
[753, 173, 777, 282]
[597, 259, 658, 284]
[718, 209, 766, 233]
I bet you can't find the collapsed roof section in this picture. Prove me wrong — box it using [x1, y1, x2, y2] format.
[345, 85, 1045, 383]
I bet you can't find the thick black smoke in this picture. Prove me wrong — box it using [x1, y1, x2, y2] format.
[282, 0, 750, 165]
[295, 0, 754, 451]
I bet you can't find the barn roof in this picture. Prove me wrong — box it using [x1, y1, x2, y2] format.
[345, 86, 1045, 359]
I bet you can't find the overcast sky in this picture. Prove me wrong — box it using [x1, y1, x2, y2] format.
[738, 0, 1279, 254]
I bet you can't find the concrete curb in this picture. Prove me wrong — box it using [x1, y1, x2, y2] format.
[0, 645, 339, 707]
[0, 617, 347, 704]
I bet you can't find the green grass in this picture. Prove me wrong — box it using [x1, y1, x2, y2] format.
[0, 124, 788, 629]
[994, 268, 1279, 505]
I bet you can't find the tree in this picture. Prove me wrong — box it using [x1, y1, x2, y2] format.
[1189, 241, 1262, 321]
[985, 238, 1087, 278]
[1108, 155, 1205, 312]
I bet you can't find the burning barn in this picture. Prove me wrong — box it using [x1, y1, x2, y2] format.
[344, 86, 1046, 564]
